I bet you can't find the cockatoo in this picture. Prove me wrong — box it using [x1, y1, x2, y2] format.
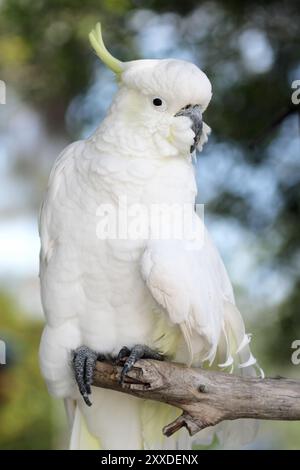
[39, 23, 263, 450]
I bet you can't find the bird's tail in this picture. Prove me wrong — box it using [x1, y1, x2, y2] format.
[219, 301, 264, 377]
[194, 301, 263, 449]
[67, 391, 193, 450]
[214, 301, 263, 448]
[69, 404, 101, 450]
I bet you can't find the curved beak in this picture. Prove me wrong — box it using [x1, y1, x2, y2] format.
[175, 104, 203, 153]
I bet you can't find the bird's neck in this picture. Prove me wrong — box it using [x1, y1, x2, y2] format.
[91, 89, 154, 159]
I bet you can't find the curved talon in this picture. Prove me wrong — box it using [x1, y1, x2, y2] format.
[120, 359, 135, 384]
[118, 344, 164, 385]
[116, 346, 131, 365]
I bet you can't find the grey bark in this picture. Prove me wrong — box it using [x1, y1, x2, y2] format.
[92, 359, 300, 437]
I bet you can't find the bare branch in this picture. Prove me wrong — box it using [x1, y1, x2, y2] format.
[92, 359, 300, 437]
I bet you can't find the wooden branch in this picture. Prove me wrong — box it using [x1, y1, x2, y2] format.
[92, 359, 300, 437]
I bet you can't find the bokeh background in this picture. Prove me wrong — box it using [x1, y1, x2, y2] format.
[0, 0, 299, 449]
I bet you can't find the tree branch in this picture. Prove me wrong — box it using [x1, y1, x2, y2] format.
[92, 359, 300, 437]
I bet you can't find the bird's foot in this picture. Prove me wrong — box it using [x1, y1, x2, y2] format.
[116, 344, 164, 385]
[72, 345, 104, 406]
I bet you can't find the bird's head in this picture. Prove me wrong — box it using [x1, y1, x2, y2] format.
[89, 23, 212, 157]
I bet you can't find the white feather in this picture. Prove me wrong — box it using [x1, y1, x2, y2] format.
[39, 55, 261, 450]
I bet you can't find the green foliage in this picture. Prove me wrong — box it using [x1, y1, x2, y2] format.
[0, 292, 62, 449]
[0, 0, 135, 130]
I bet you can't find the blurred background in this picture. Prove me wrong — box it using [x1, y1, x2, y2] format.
[0, 0, 299, 449]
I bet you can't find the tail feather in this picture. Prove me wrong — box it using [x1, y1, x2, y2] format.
[209, 301, 263, 448]
[69, 396, 193, 450]
[219, 301, 264, 378]
[70, 405, 101, 450]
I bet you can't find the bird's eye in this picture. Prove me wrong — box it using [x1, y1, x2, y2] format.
[153, 98, 163, 106]
[151, 97, 167, 111]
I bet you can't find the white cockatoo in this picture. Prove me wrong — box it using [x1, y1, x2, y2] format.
[39, 23, 263, 450]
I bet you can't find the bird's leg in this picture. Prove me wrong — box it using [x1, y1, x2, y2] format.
[116, 344, 164, 385]
[72, 345, 104, 406]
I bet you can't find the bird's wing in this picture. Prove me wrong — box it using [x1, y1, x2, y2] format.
[39, 141, 87, 398]
[141, 215, 262, 374]
[39, 140, 87, 328]
[39, 141, 81, 268]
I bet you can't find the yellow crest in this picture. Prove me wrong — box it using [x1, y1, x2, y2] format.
[89, 22, 124, 74]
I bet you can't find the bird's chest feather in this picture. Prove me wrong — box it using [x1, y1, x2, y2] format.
[49, 152, 195, 352]
[54, 152, 196, 302]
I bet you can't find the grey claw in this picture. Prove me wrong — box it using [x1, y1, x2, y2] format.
[83, 393, 92, 407]
[72, 346, 98, 406]
[116, 346, 131, 364]
[85, 355, 97, 395]
[120, 360, 134, 384]
[118, 344, 164, 385]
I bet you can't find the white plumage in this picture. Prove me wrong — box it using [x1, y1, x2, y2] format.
[39, 23, 262, 449]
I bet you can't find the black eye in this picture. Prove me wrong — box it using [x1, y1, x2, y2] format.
[153, 98, 163, 106]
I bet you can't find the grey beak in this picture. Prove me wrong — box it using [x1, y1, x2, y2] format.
[175, 104, 203, 152]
